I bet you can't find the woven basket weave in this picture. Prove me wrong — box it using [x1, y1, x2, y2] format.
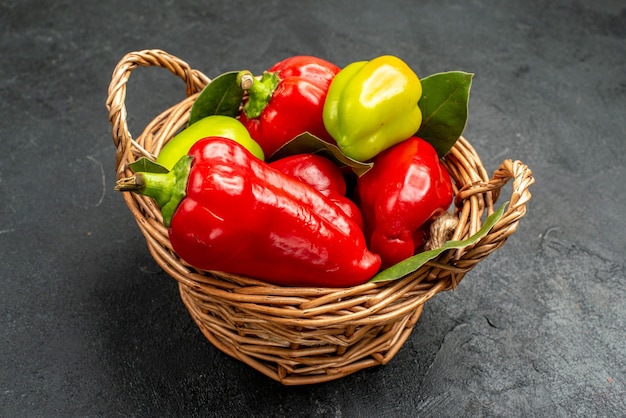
[106, 49, 534, 385]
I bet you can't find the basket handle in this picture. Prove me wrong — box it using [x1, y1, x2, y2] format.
[490, 159, 534, 220]
[453, 159, 534, 273]
[106, 49, 210, 169]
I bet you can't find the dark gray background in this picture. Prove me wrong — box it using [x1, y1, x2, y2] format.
[1, 0, 625, 416]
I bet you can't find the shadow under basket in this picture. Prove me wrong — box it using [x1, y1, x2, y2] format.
[106, 49, 535, 385]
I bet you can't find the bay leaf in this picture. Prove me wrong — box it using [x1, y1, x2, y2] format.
[129, 157, 169, 173]
[188, 71, 243, 126]
[270, 132, 373, 176]
[417, 71, 474, 157]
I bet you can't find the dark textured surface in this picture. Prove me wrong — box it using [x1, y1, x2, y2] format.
[1, 0, 625, 416]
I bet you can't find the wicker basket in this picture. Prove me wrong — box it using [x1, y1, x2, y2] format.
[106, 49, 534, 385]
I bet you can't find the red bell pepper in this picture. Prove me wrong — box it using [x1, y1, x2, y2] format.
[115, 137, 381, 287]
[356, 136, 454, 268]
[237, 56, 340, 157]
[270, 153, 364, 230]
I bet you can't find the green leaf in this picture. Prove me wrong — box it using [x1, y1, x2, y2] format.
[129, 157, 169, 173]
[269, 132, 374, 176]
[188, 71, 244, 126]
[417, 71, 473, 157]
[369, 201, 507, 283]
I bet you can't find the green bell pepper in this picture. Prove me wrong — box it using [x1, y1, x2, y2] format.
[156, 115, 264, 170]
[323, 55, 422, 162]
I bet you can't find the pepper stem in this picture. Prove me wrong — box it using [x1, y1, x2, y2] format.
[115, 155, 193, 227]
[237, 69, 281, 119]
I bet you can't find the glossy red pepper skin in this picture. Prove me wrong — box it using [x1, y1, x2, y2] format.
[356, 137, 454, 268]
[270, 153, 364, 230]
[169, 138, 380, 287]
[238, 56, 340, 157]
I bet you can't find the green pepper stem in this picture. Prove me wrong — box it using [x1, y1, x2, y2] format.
[237, 69, 280, 119]
[115, 155, 193, 227]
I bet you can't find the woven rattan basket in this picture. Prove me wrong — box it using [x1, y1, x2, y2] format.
[106, 49, 534, 385]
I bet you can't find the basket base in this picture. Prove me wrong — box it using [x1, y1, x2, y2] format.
[179, 283, 424, 385]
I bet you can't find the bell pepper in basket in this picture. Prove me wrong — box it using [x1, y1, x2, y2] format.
[323, 55, 423, 162]
[237, 56, 340, 157]
[270, 153, 363, 230]
[156, 115, 264, 170]
[115, 137, 381, 287]
[356, 136, 454, 268]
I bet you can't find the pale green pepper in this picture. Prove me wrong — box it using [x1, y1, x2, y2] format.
[322, 55, 422, 162]
[156, 115, 264, 170]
